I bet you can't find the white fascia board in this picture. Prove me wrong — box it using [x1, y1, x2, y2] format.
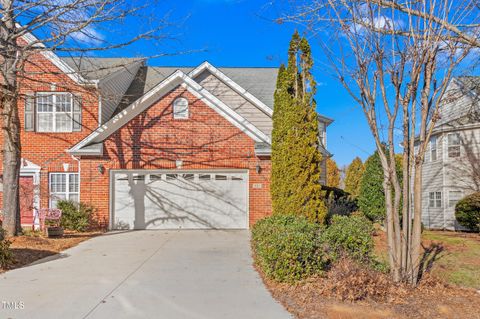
[188, 62, 273, 117]
[20, 32, 96, 86]
[68, 70, 270, 154]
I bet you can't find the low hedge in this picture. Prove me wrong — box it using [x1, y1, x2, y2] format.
[321, 214, 374, 262]
[455, 192, 480, 232]
[57, 200, 95, 232]
[252, 215, 327, 282]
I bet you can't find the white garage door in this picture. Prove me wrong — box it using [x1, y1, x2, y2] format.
[111, 170, 248, 230]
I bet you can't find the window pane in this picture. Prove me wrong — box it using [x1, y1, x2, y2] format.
[68, 194, 79, 203]
[436, 192, 442, 208]
[56, 113, 72, 132]
[448, 134, 460, 145]
[37, 95, 53, 112]
[38, 113, 53, 132]
[69, 174, 79, 193]
[56, 94, 72, 112]
[52, 174, 66, 193]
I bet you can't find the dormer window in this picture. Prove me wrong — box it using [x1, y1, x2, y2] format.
[25, 92, 82, 132]
[173, 97, 189, 119]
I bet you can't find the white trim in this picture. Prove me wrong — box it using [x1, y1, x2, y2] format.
[173, 97, 189, 119]
[48, 172, 79, 208]
[20, 32, 96, 86]
[188, 62, 273, 117]
[19, 159, 41, 228]
[36, 92, 76, 132]
[68, 69, 271, 155]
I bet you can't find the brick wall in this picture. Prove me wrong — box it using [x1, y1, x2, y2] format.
[80, 87, 272, 227]
[0, 51, 99, 211]
[0, 50, 273, 228]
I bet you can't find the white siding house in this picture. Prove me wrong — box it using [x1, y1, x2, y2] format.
[420, 77, 480, 230]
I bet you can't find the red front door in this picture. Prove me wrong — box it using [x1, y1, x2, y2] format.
[20, 176, 34, 226]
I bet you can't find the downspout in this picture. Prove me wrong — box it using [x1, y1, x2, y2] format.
[71, 155, 81, 203]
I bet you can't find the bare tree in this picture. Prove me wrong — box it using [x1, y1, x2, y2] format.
[0, 0, 173, 235]
[286, 0, 479, 284]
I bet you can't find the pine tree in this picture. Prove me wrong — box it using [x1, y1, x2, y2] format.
[271, 31, 327, 223]
[344, 157, 365, 198]
[326, 158, 340, 188]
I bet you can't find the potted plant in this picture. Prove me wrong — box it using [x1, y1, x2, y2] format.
[47, 225, 64, 238]
[45, 218, 63, 238]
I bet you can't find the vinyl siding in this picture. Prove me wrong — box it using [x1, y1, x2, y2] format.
[421, 128, 480, 229]
[194, 70, 273, 136]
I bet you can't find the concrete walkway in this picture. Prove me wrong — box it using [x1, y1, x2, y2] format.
[0, 230, 291, 319]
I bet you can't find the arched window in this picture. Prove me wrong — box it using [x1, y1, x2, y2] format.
[173, 97, 189, 119]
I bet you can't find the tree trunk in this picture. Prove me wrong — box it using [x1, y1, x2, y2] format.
[409, 162, 423, 284]
[2, 92, 21, 236]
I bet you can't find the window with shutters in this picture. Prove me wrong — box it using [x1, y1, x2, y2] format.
[25, 92, 81, 132]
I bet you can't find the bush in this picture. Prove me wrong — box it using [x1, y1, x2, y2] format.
[252, 215, 327, 282]
[321, 214, 374, 262]
[325, 191, 358, 224]
[0, 229, 14, 269]
[455, 192, 480, 232]
[57, 200, 95, 232]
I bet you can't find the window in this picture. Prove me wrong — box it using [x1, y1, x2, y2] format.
[49, 173, 79, 208]
[429, 192, 442, 208]
[448, 133, 461, 158]
[199, 174, 211, 180]
[173, 97, 189, 119]
[430, 136, 437, 161]
[28, 93, 81, 132]
[448, 190, 462, 208]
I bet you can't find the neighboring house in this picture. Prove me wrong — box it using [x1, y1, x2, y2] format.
[2, 33, 333, 230]
[419, 76, 480, 230]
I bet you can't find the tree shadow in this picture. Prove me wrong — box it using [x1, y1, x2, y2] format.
[417, 242, 445, 281]
[108, 70, 256, 230]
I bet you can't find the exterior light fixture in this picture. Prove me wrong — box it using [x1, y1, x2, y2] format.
[175, 160, 183, 169]
[256, 163, 262, 174]
[97, 164, 105, 174]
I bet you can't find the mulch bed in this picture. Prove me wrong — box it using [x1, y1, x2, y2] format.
[1, 230, 102, 272]
[258, 258, 480, 319]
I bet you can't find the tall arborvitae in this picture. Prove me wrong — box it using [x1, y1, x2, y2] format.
[344, 157, 365, 198]
[271, 31, 327, 223]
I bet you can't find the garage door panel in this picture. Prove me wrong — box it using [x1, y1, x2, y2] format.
[112, 171, 248, 230]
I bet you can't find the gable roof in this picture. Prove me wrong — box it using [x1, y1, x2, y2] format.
[114, 64, 278, 109]
[68, 69, 272, 155]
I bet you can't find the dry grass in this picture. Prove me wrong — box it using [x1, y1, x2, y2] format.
[259, 230, 480, 319]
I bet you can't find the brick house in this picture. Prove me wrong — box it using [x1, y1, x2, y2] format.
[4, 34, 333, 230]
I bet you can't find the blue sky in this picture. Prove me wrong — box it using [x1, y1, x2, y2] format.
[95, 0, 377, 167]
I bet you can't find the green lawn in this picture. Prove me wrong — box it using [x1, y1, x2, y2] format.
[423, 231, 480, 289]
[374, 230, 480, 289]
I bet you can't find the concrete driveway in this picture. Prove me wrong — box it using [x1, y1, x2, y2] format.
[0, 230, 291, 319]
